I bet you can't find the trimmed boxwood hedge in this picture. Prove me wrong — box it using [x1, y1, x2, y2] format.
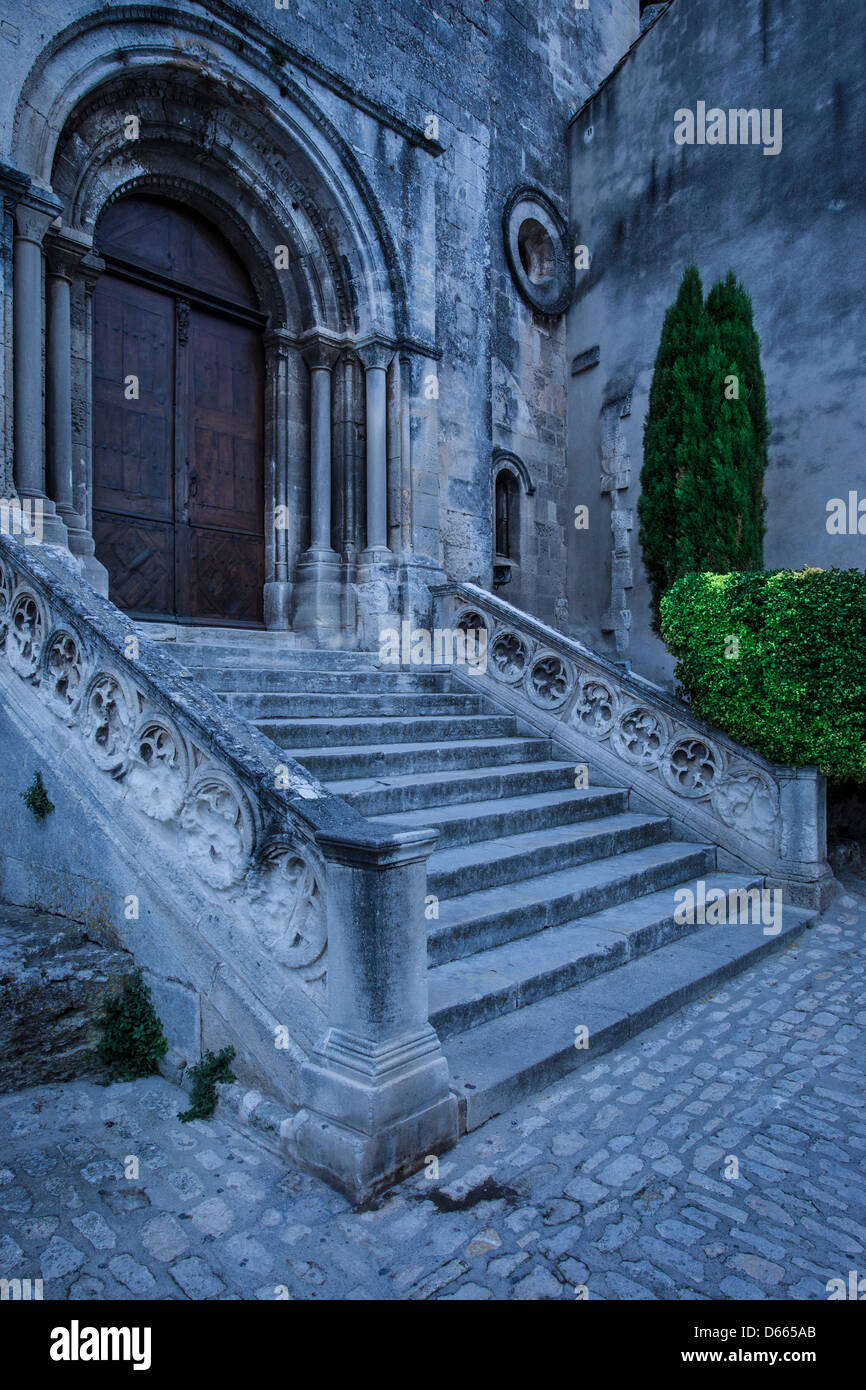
[660, 568, 866, 783]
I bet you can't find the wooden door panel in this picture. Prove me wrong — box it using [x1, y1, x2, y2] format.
[187, 529, 264, 623]
[92, 201, 264, 625]
[187, 310, 263, 535]
[93, 277, 174, 520]
[92, 513, 174, 618]
[97, 195, 258, 309]
[191, 430, 262, 528]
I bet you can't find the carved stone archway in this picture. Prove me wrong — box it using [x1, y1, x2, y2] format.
[7, 5, 427, 641]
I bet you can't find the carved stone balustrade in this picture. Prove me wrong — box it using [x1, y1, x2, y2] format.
[0, 534, 456, 1200]
[432, 582, 833, 909]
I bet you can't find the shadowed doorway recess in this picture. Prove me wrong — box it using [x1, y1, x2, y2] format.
[92, 195, 266, 624]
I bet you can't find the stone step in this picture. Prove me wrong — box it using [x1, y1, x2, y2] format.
[443, 901, 816, 1131]
[189, 667, 456, 693]
[429, 871, 762, 1038]
[291, 735, 553, 780]
[426, 811, 671, 898]
[0, 904, 134, 1093]
[227, 690, 485, 718]
[328, 757, 577, 815]
[152, 641, 383, 671]
[258, 712, 520, 751]
[371, 784, 628, 849]
[135, 622, 310, 647]
[427, 840, 716, 964]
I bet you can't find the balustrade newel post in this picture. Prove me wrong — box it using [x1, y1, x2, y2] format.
[288, 823, 458, 1201]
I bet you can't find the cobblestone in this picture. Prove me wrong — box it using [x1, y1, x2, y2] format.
[0, 889, 864, 1299]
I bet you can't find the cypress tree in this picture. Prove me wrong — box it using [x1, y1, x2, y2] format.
[706, 270, 769, 555]
[638, 264, 711, 630]
[638, 265, 768, 631]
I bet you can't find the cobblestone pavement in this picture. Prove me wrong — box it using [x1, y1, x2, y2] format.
[1, 883, 865, 1302]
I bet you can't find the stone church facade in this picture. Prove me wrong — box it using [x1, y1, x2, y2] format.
[0, 0, 858, 1197]
[2, 0, 859, 672]
[0, 0, 637, 654]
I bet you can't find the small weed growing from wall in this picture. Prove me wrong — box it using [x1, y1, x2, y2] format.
[179, 1047, 236, 1122]
[20, 770, 54, 822]
[96, 968, 168, 1081]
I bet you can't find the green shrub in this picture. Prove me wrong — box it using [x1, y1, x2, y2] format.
[638, 265, 768, 630]
[96, 968, 168, 1081]
[178, 1047, 236, 1123]
[21, 770, 54, 822]
[660, 568, 866, 782]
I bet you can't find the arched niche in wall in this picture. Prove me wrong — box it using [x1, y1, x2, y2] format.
[491, 449, 535, 594]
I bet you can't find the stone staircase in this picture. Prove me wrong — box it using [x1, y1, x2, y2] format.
[145, 627, 818, 1133]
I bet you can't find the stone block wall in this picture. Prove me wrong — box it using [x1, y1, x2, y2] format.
[0, 0, 640, 630]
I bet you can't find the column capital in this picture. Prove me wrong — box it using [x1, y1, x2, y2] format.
[14, 186, 63, 245]
[357, 338, 396, 372]
[301, 335, 341, 372]
[45, 226, 93, 281]
[263, 326, 300, 359]
[0, 162, 30, 216]
[78, 251, 106, 294]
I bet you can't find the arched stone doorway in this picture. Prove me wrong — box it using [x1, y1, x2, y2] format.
[92, 195, 266, 624]
[5, 4, 442, 648]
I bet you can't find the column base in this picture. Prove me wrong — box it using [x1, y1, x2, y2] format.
[288, 1097, 458, 1204]
[18, 491, 69, 548]
[79, 553, 109, 598]
[56, 509, 109, 596]
[358, 545, 394, 572]
[398, 554, 449, 634]
[355, 548, 399, 649]
[264, 580, 293, 631]
[292, 548, 344, 637]
[287, 1024, 458, 1202]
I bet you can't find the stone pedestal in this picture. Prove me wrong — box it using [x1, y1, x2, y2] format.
[289, 824, 458, 1202]
[772, 766, 835, 909]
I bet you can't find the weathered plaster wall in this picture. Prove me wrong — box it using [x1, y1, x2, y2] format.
[567, 0, 866, 685]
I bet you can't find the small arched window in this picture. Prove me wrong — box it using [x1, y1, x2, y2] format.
[495, 470, 519, 561]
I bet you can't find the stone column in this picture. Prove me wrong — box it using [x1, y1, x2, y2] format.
[44, 230, 109, 592]
[263, 329, 294, 630]
[354, 340, 399, 648]
[0, 164, 30, 501]
[289, 823, 458, 1202]
[358, 340, 394, 558]
[340, 351, 359, 561]
[13, 187, 68, 546]
[394, 346, 448, 636]
[74, 250, 105, 540]
[386, 354, 403, 555]
[292, 336, 342, 640]
[45, 235, 81, 523]
[308, 343, 338, 553]
[398, 352, 414, 559]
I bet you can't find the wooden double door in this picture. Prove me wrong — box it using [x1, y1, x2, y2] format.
[92, 196, 265, 624]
